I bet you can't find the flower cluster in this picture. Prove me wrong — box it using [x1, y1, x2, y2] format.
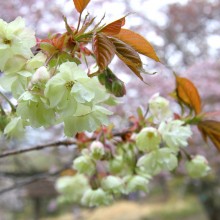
[0, 17, 211, 208]
[56, 94, 211, 207]
[0, 17, 112, 137]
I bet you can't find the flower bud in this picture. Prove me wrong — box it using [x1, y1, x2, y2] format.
[136, 127, 161, 152]
[186, 155, 211, 178]
[73, 155, 96, 176]
[98, 72, 107, 85]
[101, 175, 124, 194]
[90, 141, 105, 160]
[112, 80, 126, 97]
[81, 188, 112, 207]
[31, 66, 50, 84]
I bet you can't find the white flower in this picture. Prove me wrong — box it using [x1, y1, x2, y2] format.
[124, 175, 149, 194]
[0, 70, 32, 98]
[63, 105, 112, 137]
[186, 155, 211, 178]
[73, 155, 96, 176]
[158, 120, 192, 151]
[55, 174, 90, 203]
[109, 155, 124, 174]
[17, 92, 55, 127]
[45, 62, 112, 137]
[90, 141, 105, 160]
[137, 148, 178, 175]
[4, 117, 24, 138]
[149, 93, 172, 123]
[81, 188, 113, 207]
[0, 17, 36, 71]
[136, 127, 161, 152]
[26, 52, 47, 71]
[101, 175, 124, 194]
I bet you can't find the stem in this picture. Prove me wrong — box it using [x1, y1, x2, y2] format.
[75, 12, 82, 34]
[0, 104, 6, 115]
[0, 92, 16, 112]
[45, 52, 57, 66]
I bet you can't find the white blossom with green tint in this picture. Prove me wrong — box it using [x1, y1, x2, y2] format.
[17, 92, 55, 127]
[81, 188, 113, 207]
[148, 93, 172, 123]
[0, 17, 35, 71]
[4, 117, 24, 138]
[137, 148, 178, 175]
[0, 70, 32, 98]
[136, 127, 161, 152]
[101, 175, 124, 194]
[186, 155, 211, 178]
[73, 155, 96, 176]
[158, 120, 192, 151]
[124, 175, 150, 194]
[56, 174, 90, 203]
[63, 105, 112, 136]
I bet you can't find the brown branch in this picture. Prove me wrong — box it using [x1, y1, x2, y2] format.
[0, 130, 131, 159]
[0, 140, 77, 159]
[0, 166, 69, 195]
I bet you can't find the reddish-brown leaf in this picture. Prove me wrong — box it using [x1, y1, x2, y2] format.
[109, 37, 144, 80]
[198, 120, 220, 151]
[176, 76, 202, 115]
[115, 29, 160, 62]
[73, 0, 90, 13]
[92, 33, 115, 71]
[101, 16, 126, 35]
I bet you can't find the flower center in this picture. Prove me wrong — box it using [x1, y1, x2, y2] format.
[3, 39, 11, 45]
[65, 81, 74, 90]
[147, 132, 154, 139]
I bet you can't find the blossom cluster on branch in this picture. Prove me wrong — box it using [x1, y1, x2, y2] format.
[0, 0, 218, 208]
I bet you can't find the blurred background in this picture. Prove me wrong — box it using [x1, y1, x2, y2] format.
[0, 0, 220, 219]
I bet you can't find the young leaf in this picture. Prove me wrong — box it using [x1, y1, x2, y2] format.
[109, 37, 144, 80]
[73, 0, 91, 13]
[92, 33, 115, 71]
[176, 76, 202, 115]
[100, 16, 126, 35]
[115, 29, 160, 62]
[198, 120, 220, 151]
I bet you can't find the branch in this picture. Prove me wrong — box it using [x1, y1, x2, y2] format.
[0, 140, 77, 159]
[0, 130, 131, 159]
[0, 166, 68, 195]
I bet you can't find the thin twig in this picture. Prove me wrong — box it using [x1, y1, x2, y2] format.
[0, 166, 69, 195]
[0, 92, 16, 112]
